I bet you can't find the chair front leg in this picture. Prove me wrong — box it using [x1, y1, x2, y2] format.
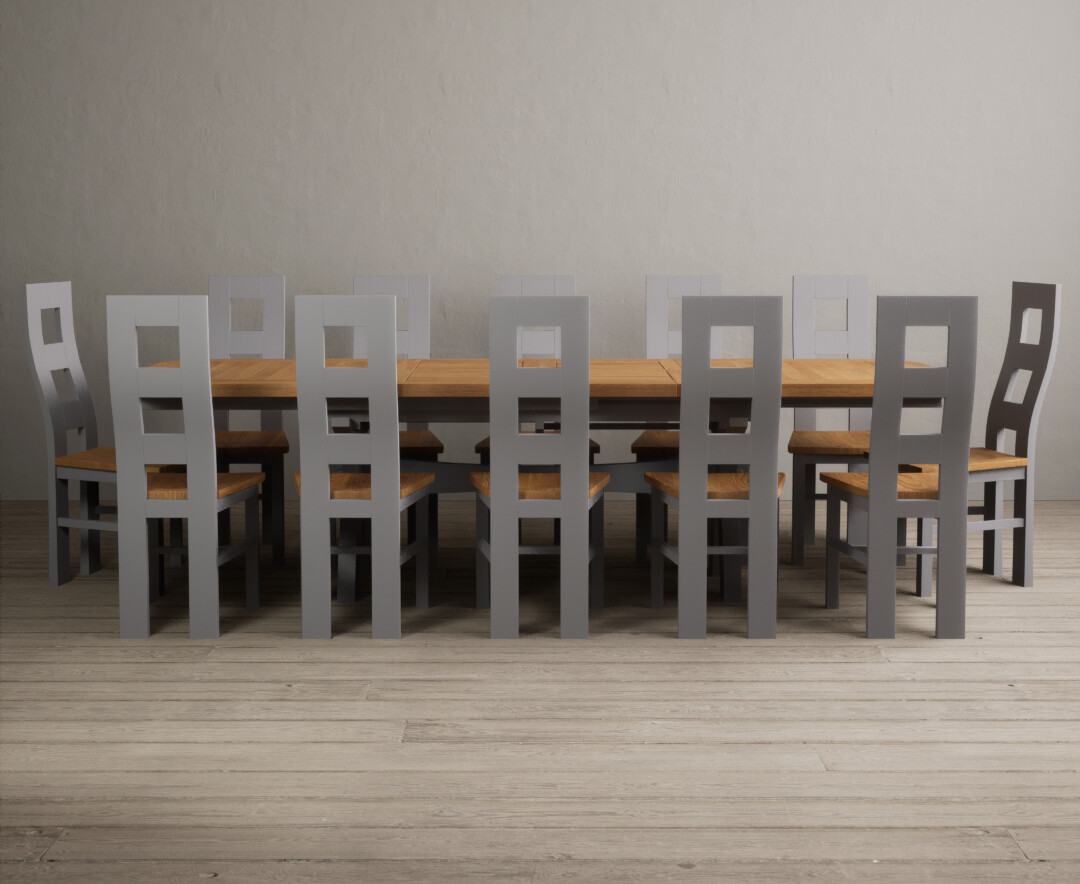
[1012, 470, 1035, 587]
[915, 518, 933, 597]
[245, 495, 260, 609]
[475, 499, 490, 610]
[635, 489, 650, 567]
[414, 496, 430, 609]
[982, 479, 1003, 577]
[791, 456, 807, 565]
[49, 472, 71, 586]
[80, 480, 101, 574]
[589, 496, 604, 610]
[650, 487, 665, 609]
[270, 455, 285, 566]
[825, 489, 841, 609]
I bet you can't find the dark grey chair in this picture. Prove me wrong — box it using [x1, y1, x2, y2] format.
[107, 295, 263, 639]
[823, 296, 978, 639]
[208, 275, 289, 564]
[294, 295, 434, 640]
[26, 282, 118, 585]
[471, 295, 608, 639]
[645, 295, 785, 639]
[914, 282, 1060, 590]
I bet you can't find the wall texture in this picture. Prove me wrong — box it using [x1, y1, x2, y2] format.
[2, 0, 1078, 499]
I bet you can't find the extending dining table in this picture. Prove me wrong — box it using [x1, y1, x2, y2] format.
[144, 356, 948, 637]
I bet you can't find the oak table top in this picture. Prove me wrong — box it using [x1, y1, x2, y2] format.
[203, 357, 886, 400]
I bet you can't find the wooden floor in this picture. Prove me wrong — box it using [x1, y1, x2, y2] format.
[2, 499, 1079, 882]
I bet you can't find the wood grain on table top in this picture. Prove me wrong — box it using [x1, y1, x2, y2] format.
[199, 357, 899, 399]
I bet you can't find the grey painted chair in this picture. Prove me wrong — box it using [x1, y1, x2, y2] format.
[352, 275, 443, 562]
[498, 274, 575, 358]
[26, 282, 119, 585]
[822, 296, 978, 639]
[787, 275, 872, 566]
[294, 295, 434, 640]
[645, 295, 784, 639]
[208, 275, 289, 565]
[632, 275, 725, 567]
[916, 282, 1060, 590]
[107, 295, 263, 639]
[471, 295, 608, 639]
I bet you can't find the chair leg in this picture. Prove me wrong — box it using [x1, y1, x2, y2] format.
[747, 489, 779, 641]
[168, 519, 184, 567]
[982, 479, 1003, 576]
[244, 496, 260, 609]
[866, 504, 898, 640]
[475, 500, 490, 610]
[650, 488, 665, 609]
[803, 459, 817, 547]
[635, 490, 650, 567]
[1013, 471, 1035, 587]
[589, 496, 604, 610]
[897, 518, 908, 566]
[49, 473, 71, 586]
[415, 496, 430, 609]
[915, 518, 933, 598]
[719, 519, 741, 605]
[148, 519, 164, 599]
[791, 457, 806, 566]
[337, 520, 358, 604]
[187, 506, 221, 640]
[80, 480, 101, 574]
[217, 508, 231, 548]
[560, 500, 590, 640]
[825, 490, 841, 609]
[428, 492, 439, 571]
[300, 509, 333, 640]
[270, 456, 285, 566]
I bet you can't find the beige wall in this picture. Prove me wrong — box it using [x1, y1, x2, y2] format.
[2, 0, 1078, 500]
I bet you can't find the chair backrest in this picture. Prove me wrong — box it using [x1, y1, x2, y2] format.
[352, 275, 431, 358]
[294, 295, 400, 516]
[868, 296, 978, 498]
[791, 275, 871, 431]
[498, 275, 575, 357]
[678, 296, 783, 510]
[488, 295, 591, 515]
[106, 295, 217, 513]
[208, 275, 286, 359]
[25, 282, 100, 461]
[208, 275, 286, 432]
[985, 282, 1060, 458]
[645, 275, 725, 359]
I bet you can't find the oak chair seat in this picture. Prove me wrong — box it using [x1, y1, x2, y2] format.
[821, 470, 940, 500]
[644, 471, 786, 500]
[293, 471, 435, 500]
[965, 447, 1028, 472]
[475, 433, 599, 455]
[630, 430, 680, 458]
[54, 447, 180, 474]
[146, 472, 265, 500]
[215, 429, 290, 456]
[787, 429, 871, 456]
[468, 471, 611, 500]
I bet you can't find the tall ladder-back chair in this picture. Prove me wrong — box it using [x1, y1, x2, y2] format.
[786, 275, 872, 565]
[107, 295, 264, 639]
[352, 275, 443, 565]
[645, 295, 785, 639]
[912, 281, 1060, 590]
[208, 275, 290, 565]
[822, 296, 977, 639]
[26, 282, 121, 585]
[471, 295, 609, 639]
[295, 295, 434, 640]
[632, 275, 725, 566]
